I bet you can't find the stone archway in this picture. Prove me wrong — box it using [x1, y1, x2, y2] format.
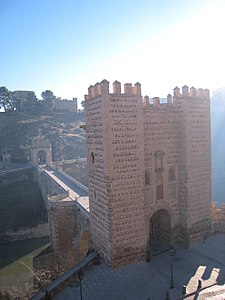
[37, 150, 47, 165]
[31, 136, 52, 167]
[149, 209, 171, 255]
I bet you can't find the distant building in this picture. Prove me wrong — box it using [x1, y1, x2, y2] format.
[54, 97, 77, 113]
[13, 90, 36, 112]
[85, 80, 211, 267]
[2, 152, 11, 164]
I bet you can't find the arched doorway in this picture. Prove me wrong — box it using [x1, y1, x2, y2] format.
[149, 209, 171, 255]
[37, 150, 47, 165]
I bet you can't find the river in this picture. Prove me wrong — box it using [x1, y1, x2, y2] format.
[0, 237, 49, 296]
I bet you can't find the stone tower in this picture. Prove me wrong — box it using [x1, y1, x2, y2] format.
[85, 80, 211, 267]
[85, 80, 147, 267]
[174, 86, 211, 243]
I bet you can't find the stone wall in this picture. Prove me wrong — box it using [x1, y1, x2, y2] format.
[175, 88, 211, 243]
[85, 80, 147, 267]
[0, 166, 35, 186]
[47, 195, 90, 270]
[0, 223, 49, 243]
[0, 167, 49, 242]
[37, 169, 68, 204]
[211, 202, 225, 233]
[35, 169, 90, 271]
[33, 246, 57, 271]
[85, 80, 211, 267]
[143, 97, 180, 245]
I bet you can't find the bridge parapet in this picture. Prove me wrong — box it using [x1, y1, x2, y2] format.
[48, 192, 71, 203]
[35, 167, 91, 272]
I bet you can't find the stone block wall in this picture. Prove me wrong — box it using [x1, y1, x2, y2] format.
[1, 223, 49, 243]
[47, 195, 90, 270]
[85, 80, 211, 267]
[211, 202, 225, 233]
[175, 88, 211, 243]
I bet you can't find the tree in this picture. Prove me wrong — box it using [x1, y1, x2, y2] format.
[25, 91, 38, 113]
[41, 90, 56, 114]
[81, 100, 85, 109]
[0, 86, 16, 112]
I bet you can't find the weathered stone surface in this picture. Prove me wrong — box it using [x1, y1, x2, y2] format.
[85, 81, 211, 266]
[211, 203, 225, 233]
[47, 196, 90, 270]
[1, 223, 49, 243]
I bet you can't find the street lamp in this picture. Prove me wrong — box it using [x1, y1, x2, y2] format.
[78, 270, 84, 300]
[169, 248, 175, 289]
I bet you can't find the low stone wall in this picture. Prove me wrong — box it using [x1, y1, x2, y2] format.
[188, 218, 211, 244]
[56, 169, 88, 193]
[0, 223, 49, 243]
[31, 252, 98, 300]
[33, 246, 56, 271]
[37, 169, 69, 205]
[211, 202, 225, 233]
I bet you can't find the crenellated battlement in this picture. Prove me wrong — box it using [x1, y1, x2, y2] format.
[85, 81, 210, 102]
[173, 85, 210, 99]
[85, 80, 142, 100]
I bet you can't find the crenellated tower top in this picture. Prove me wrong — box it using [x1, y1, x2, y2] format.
[84, 81, 210, 105]
[173, 85, 210, 99]
[85, 80, 142, 100]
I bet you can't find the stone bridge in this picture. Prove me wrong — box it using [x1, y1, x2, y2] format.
[34, 166, 90, 271]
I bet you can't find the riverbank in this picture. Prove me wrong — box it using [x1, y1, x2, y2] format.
[1, 223, 49, 243]
[0, 237, 50, 297]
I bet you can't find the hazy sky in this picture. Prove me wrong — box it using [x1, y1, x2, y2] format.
[1, 0, 225, 107]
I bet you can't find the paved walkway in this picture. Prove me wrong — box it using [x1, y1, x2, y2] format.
[44, 168, 90, 213]
[44, 168, 88, 199]
[54, 234, 225, 300]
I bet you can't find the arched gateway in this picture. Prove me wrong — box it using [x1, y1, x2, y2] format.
[31, 136, 52, 166]
[37, 150, 47, 165]
[150, 209, 171, 242]
[149, 209, 171, 255]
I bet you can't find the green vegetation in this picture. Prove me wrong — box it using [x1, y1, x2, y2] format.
[0, 86, 57, 114]
[0, 87, 16, 112]
[0, 180, 47, 233]
[41, 89, 56, 114]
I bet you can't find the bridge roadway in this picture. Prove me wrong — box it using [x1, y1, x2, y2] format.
[44, 167, 89, 211]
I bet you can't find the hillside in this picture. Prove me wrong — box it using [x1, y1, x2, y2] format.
[0, 111, 86, 162]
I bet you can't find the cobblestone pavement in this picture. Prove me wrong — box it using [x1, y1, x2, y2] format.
[53, 234, 225, 300]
